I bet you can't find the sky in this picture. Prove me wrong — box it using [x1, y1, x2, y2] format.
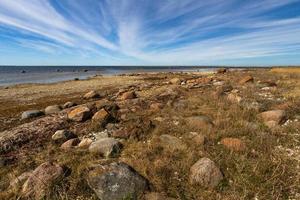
[0, 0, 300, 66]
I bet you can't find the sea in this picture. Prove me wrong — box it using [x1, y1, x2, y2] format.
[0, 66, 217, 86]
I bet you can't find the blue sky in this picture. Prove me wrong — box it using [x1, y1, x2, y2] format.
[0, 0, 300, 66]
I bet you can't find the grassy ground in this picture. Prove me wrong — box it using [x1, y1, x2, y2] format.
[0, 68, 300, 199]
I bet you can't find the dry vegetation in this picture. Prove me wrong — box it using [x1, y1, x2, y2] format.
[0, 68, 300, 199]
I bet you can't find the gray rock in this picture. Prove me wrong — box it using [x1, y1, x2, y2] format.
[52, 130, 77, 144]
[87, 162, 149, 200]
[89, 138, 122, 157]
[21, 110, 44, 120]
[45, 105, 62, 114]
[189, 158, 223, 188]
[158, 134, 187, 150]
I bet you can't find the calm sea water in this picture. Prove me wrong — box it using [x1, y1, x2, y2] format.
[0, 66, 215, 86]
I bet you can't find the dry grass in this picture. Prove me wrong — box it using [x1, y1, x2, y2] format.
[0, 70, 300, 199]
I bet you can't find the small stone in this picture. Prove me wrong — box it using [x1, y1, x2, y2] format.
[67, 106, 91, 122]
[83, 90, 100, 99]
[63, 102, 77, 109]
[170, 78, 181, 85]
[52, 130, 77, 144]
[221, 138, 246, 152]
[150, 103, 164, 111]
[239, 75, 254, 84]
[120, 91, 137, 100]
[21, 162, 66, 199]
[21, 110, 44, 120]
[158, 134, 187, 150]
[89, 138, 122, 157]
[45, 105, 62, 115]
[189, 158, 223, 188]
[187, 116, 214, 131]
[87, 162, 149, 200]
[193, 134, 206, 146]
[227, 93, 242, 103]
[60, 138, 80, 150]
[257, 110, 286, 127]
[77, 138, 93, 148]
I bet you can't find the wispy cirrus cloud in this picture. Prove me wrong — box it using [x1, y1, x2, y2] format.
[0, 0, 299, 65]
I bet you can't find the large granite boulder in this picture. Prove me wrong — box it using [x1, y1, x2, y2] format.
[87, 162, 149, 200]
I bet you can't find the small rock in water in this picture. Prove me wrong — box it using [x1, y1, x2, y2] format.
[21, 110, 44, 120]
[189, 158, 223, 188]
[89, 138, 122, 157]
[21, 70, 26, 73]
[86, 162, 149, 200]
[45, 105, 62, 115]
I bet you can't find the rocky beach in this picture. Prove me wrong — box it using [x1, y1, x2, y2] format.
[0, 68, 300, 200]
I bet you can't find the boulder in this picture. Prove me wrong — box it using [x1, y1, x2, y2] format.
[21, 162, 66, 199]
[83, 90, 100, 99]
[257, 110, 286, 128]
[62, 102, 77, 109]
[220, 138, 246, 152]
[67, 106, 91, 122]
[45, 105, 62, 114]
[158, 134, 187, 150]
[89, 138, 122, 157]
[21, 110, 44, 120]
[189, 158, 223, 188]
[87, 162, 149, 200]
[0, 116, 66, 154]
[52, 130, 77, 144]
[77, 138, 93, 148]
[239, 75, 254, 84]
[120, 91, 137, 100]
[186, 116, 214, 131]
[92, 108, 111, 127]
[60, 138, 80, 150]
[170, 78, 181, 85]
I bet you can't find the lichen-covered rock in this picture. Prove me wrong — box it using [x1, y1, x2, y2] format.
[87, 162, 149, 200]
[189, 158, 223, 188]
[21, 162, 67, 199]
[89, 138, 122, 157]
[67, 106, 91, 122]
[92, 108, 111, 127]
